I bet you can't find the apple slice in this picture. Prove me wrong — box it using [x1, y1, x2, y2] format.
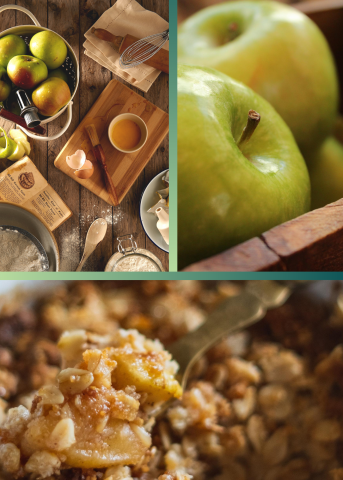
[0, 127, 17, 159]
[8, 141, 25, 161]
[9, 129, 30, 155]
[9, 128, 27, 143]
[19, 139, 30, 155]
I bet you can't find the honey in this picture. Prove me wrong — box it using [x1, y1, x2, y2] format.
[110, 119, 142, 151]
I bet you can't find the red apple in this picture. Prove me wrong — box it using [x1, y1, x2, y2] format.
[32, 77, 71, 117]
[7, 55, 48, 89]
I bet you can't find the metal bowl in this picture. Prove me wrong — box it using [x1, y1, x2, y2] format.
[0, 202, 60, 271]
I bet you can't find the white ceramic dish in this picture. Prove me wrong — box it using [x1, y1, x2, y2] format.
[0, 203, 60, 271]
[108, 113, 148, 153]
[140, 169, 169, 253]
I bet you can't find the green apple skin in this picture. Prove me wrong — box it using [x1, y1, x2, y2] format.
[308, 137, 343, 210]
[0, 66, 11, 101]
[0, 34, 26, 68]
[48, 67, 69, 84]
[178, 1, 339, 157]
[178, 65, 310, 269]
[7, 55, 48, 89]
[30, 31, 67, 70]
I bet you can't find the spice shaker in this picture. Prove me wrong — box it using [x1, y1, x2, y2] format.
[105, 234, 164, 272]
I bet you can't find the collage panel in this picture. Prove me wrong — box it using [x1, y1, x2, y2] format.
[0, 0, 170, 273]
[1, 280, 343, 478]
[1, 0, 343, 477]
[178, 0, 343, 272]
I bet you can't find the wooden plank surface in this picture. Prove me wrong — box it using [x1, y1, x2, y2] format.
[184, 237, 283, 272]
[54, 80, 169, 205]
[262, 199, 343, 271]
[184, 199, 343, 272]
[0, 0, 169, 272]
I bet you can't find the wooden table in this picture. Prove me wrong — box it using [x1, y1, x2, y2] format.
[0, 0, 169, 272]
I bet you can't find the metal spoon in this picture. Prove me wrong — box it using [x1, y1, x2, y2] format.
[76, 218, 107, 272]
[151, 280, 308, 417]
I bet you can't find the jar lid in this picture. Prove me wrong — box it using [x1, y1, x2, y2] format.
[104, 234, 164, 272]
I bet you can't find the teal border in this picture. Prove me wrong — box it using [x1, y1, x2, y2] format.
[169, 0, 178, 272]
[1, 272, 343, 280]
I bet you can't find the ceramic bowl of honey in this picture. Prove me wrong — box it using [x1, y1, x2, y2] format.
[108, 113, 148, 153]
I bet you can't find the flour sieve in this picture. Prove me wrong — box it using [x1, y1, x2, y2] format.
[0, 5, 79, 142]
[0, 225, 49, 272]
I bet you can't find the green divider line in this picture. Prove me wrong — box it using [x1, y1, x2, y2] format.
[169, 0, 178, 272]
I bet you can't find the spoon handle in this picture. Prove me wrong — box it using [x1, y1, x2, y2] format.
[76, 254, 88, 272]
[75, 245, 96, 272]
[169, 280, 297, 388]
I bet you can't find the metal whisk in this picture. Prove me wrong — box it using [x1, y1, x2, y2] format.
[119, 29, 169, 69]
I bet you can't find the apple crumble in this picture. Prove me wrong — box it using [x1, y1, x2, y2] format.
[0, 327, 181, 477]
[0, 280, 343, 480]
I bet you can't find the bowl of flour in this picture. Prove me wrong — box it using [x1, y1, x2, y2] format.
[0, 227, 49, 272]
[0, 203, 59, 271]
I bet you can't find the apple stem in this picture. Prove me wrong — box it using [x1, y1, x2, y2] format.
[238, 110, 261, 148]
[227, 22, 240, 41]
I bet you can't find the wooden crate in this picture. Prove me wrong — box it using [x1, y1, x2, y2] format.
[181, 0, 343, 271]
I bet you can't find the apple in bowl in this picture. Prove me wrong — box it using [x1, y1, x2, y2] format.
[32, 77, 71, 117]
[30, 31, 67, 70]
[7, 55, 48, 89]
[0, 66, 10, 101]
[0, 34, 26, 68]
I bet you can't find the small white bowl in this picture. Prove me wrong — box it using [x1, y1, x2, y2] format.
[140, 169, 169, 253]
[108, 113, 148, 153]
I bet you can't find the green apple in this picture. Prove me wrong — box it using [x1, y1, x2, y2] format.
[178, 65, 310, 269]
[0, 34, 26, 68]
[48, 67, 69, 84]
[0, 66, 10, 101]
[308, 137, 343, 209]
[30, 31, 67, 70]
[178, 1, 339, 157]
[7, 55, 48, 89]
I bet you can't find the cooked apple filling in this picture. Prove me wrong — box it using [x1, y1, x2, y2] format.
[0, 328, 182, 477]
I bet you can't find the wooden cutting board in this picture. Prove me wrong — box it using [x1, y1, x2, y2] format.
[54, 79, 169, 206]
